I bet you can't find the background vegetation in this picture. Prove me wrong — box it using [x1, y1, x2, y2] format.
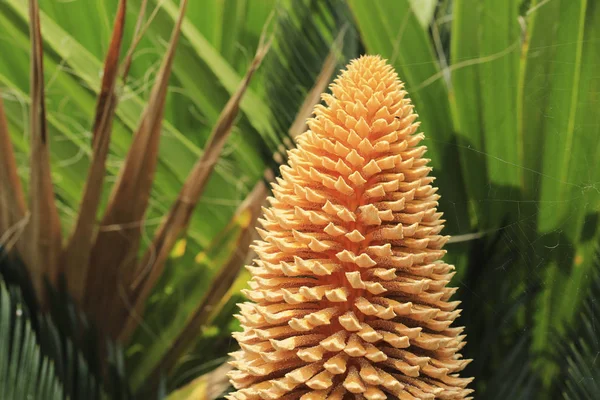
[0, 0, 599, 399]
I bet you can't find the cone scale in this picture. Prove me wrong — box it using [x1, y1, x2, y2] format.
[229, 56, 473, 399]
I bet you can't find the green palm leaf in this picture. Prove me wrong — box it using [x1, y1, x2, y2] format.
[0, 248, 136, 400]
[0, 254, 66, 400]
[0, 282, 64, 400]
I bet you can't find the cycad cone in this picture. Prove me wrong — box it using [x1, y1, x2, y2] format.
[229, 56, 473, 400]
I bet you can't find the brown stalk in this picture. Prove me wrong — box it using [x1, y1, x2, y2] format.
[61, 0, 127, 304]
[85, 0, 189, 335]
[142, 180, 267, 382]
[0, 93, 27, 252]
[116, 37, 272, 341]
[26, 0, 62, 302]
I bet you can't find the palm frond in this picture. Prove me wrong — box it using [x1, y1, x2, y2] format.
[0, 248, 106, 400]
[479, 333, 540, 400]
[553, 243, 600, 399]
[0, 248, 134, 400]
[260, 0, 359, 154]
[0, 274, 64, 400]
[456, 225, 542, 397]
[0, 0, 266, 351]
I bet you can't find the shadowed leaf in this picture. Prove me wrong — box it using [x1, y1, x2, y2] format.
[62, 0, 127, 304]
[553, 242, 600, 399]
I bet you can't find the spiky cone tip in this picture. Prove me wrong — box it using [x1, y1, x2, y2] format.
[228, 55, 473, 400]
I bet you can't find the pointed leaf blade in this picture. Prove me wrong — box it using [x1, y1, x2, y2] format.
[85, 0, 189, 337]
[26, 0, 62, 301]
[119, 38, 271, 341]
[62, 0, 127, 304]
